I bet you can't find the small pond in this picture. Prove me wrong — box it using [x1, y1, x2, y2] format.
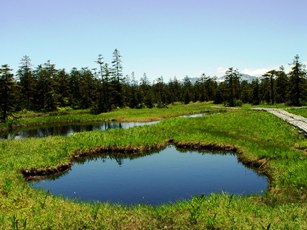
[0, 113, 205, 140]
[31, 146, 267, 205]
[0, 121, 159, 140]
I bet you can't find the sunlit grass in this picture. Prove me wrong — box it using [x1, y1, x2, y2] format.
[287, 107, 307, 118]
[0, 102, 224, 131]
[0, 104, 306, 229]
[241, 103, 289, 109]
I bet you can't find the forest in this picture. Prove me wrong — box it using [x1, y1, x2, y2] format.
[0, 50, 306, 122]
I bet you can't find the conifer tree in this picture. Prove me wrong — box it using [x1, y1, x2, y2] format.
[0, 65, 17, 121]
[69, 68, 82, 108]
[33, 61, 57, 111]
[182, 76, 192, 104]
[17, 55, 34, 110]
[287, 55, 306, 106]
[251, 78, 260, 105]
[111, 49, 124, 107]
[275, 66, 289, 103]
[224, 68, 241, 106]
[92, 55, 111, 113]
[263, 70, 277, 104]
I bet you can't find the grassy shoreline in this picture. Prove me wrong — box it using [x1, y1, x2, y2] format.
[0, 102, 225, 132]
[0, 103, 306, 229]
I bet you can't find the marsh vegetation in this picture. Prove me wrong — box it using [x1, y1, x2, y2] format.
[0, 103, 306, 229]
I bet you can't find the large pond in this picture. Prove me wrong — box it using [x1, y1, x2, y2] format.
[31, 146, 267, 205]
[0, 121, 159, 140]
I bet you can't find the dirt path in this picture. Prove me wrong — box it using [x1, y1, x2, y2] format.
[253, 108, 307, 135]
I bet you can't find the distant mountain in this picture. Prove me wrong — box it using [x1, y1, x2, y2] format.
[179, 77, 205, 84]
[217, 73, 258, 83]
[179, 73, 258, 85]
[188, 77, 199, 84]
[240, 73, 258, 83]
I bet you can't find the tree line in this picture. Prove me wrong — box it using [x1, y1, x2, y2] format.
[0, 51, 306, 122]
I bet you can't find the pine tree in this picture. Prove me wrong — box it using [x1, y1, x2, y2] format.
[240, 80, 252, 103]
[140, 73, 154, 108]
[251, 78, 260, 105]
[54, 69, 70, 107]
[128, 72, 139, 108]
[195, 76, 206, 102]
[287, 55, 306, 106]
[182, 76, 192, 104]
[183, 89, 190, 104]
[208, 78, 218, 101]
[168, 77, 181, 103]
[214, 82, 225, 104]
[92, 55, 111, 113]
[263, 70, 277, 104]
[69, 68, 82, 108]
[111, 49, 124, 107]
[275, 66, 289, 103]
[153, 76, 168, 106]
[17, 55, 34, 110]
[79, 68, 96, 109]
[260, 77, 271, 104]
[33, 61, 58, 111]
[224, 68, 241, 106]
[0, 65, 17, 122]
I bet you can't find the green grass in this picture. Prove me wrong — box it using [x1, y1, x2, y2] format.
[241, 103, 289, 109]
[286, 107, 307, 118]
[0, 103, 306, 229]
[0, 102, 224, 132]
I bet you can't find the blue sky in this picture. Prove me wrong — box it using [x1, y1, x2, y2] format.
[1, 0, 306, 81]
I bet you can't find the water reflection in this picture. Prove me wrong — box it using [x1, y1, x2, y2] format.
[179, 113, 205, 118]
[31, 146, 267, 205]
[0, 121, 159, 140]
[0, 113, 207, 140]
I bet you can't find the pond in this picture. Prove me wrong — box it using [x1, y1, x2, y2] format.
[31, 146, 267, 206]
[0, 113, 206, 140]
[0, 121, 159, 140]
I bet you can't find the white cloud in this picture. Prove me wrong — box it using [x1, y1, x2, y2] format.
[216, 66, 229, 75]
[240, 68, 273, 76]
[216, 66, 271, 77]
[215, 63, 299, 77]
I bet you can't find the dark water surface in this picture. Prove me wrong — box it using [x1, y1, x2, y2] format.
[31, 146, 267, 205]
[0, 121, 159, 140]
